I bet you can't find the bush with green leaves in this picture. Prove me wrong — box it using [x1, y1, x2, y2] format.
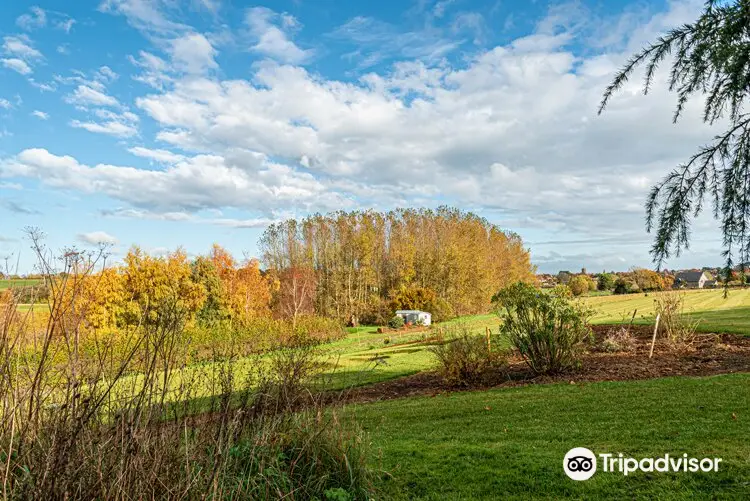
[493, 282, 592, 375]
[597, 273, 616, 291]
[550, 284, 572, 298]
[388, 315, 405, 329]
[429, 325, 507, 387]
[613, 278, 631, 295]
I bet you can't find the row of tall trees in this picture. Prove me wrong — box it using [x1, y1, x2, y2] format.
[260, 207, 535, 323]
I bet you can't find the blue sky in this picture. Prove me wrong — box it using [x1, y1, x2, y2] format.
[0, 0, 724, 274]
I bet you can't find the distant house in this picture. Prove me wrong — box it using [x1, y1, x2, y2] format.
[395, 310, 432, 326]
[674, 271, 709, 289]
[536, 274, 558, 288]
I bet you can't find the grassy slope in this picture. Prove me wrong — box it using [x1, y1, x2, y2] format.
[12, 289, 750, 395]
[323, 316, 506, 390]
[349, 374, 750, 500]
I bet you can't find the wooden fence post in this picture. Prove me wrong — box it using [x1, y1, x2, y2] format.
[649, 313, 661, 359]
[486, 327, 491, 353]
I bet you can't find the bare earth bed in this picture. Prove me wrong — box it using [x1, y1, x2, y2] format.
[339, 325, 750, 404]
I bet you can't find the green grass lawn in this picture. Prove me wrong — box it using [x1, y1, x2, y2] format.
[0, 279, 41, 290]
[582, 288, 750, 334]
[348, 374, 750, 500]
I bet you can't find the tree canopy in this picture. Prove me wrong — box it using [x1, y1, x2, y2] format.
[599, 0, 750, 279]
[260, 207, 536, 323]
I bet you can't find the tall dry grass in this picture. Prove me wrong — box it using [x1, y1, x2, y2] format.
[0, 231, 373, 500]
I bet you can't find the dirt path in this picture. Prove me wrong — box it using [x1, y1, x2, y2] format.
[338, 326, 750, 405]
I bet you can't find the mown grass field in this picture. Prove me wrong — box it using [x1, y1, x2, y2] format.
[350, 374, 750, 500]
[322, 315, 506, 390]
[336, 289, 750, 498]
[0, 278, 41, 290]
[583, 288, 750, 334]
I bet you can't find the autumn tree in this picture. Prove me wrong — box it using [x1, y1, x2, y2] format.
[273, 266, 317, 327]
[54, 257, 126, 332]
[231, 258, 272, 324]
[121, 247, 205, 326]
[568, 275, 589, 297]
[613, 278, 630, 295]
[630, 268, 667, 292]
[191, 256, 228, 326]
[260, 207, 535, 323]
[207, 245, 272, 326]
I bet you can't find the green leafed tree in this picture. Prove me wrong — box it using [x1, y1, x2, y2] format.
[191, 256, 228, 327]
[599, 0, 750, 279]
[597, 273, 616, 291]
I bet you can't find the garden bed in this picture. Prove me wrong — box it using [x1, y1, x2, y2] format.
[339, 325, 750, 404]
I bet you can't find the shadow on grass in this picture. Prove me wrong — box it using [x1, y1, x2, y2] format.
[684, 306, 750, 335]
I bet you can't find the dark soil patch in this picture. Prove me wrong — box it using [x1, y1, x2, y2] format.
[337, 325, 750, 405]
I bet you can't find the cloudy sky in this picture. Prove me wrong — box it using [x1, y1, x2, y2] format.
[0, 0, 726, 273]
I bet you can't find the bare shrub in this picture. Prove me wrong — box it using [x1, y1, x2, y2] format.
[253, 341, 327, 414]
[429, 325, 507, 387]
[600, 326, 637, 353]
[653, 292, 699, 347]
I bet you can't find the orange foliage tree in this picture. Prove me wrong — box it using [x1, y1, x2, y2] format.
[209, 244, 272, 326]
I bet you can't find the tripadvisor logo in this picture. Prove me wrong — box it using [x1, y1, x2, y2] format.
[563, 447, 597, 481]
[563, 448, 722, 481]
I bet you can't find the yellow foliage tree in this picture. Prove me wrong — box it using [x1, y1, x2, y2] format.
[122, 247, 206, 325]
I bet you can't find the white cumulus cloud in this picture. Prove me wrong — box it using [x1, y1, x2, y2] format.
[246, 7, 313, 64]
[170, 33, 218, 74]
[16, 7, 47, 30]
[1, 58, 32, 75]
